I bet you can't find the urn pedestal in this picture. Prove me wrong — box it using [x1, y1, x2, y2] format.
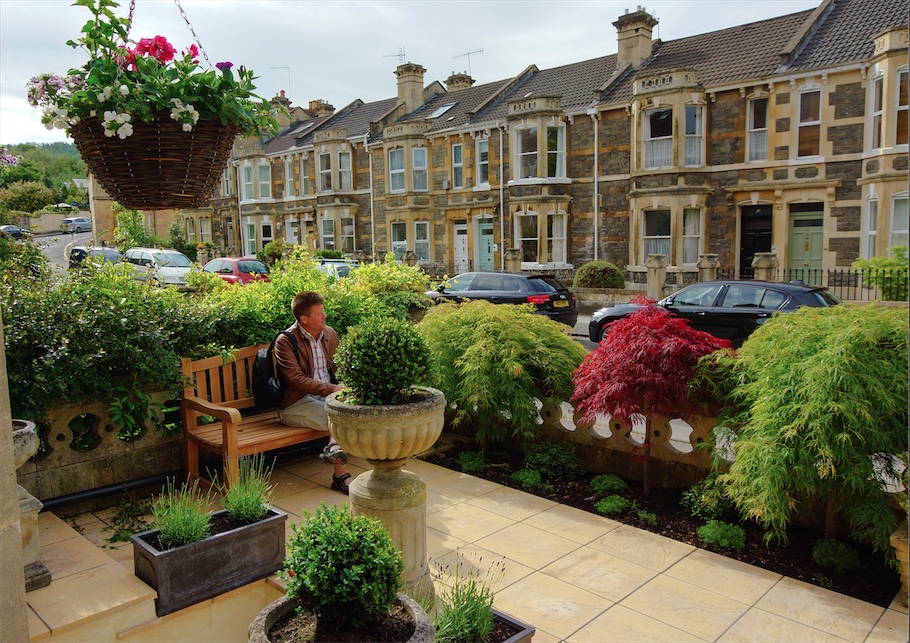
[13, 419, 51, 592]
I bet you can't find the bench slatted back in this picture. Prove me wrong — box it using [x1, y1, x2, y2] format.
[181, 344, 265, 411]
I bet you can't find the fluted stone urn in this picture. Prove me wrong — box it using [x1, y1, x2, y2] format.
[325, 387, 445, 600]
[12, 419, 51, 591]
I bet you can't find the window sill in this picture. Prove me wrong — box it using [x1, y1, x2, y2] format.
[521, 261, 572, 270]
[507, 177, 571, 186]
[473, 184, 491, 192]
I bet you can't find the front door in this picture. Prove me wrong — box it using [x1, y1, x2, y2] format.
[477, 220, 494, 271]
[453, 222, 469, 273]
[788, 208, 824, 285]
[740, 205, 772, 277]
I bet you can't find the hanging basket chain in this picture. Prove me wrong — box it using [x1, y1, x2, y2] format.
[174, 0, 213, 68]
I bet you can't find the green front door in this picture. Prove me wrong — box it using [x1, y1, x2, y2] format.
[788, 215, 824, 285]
[477, 221, 494, 271]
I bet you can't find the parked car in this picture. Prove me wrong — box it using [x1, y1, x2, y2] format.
[61, 216, 92, 233]
[427, 271, 578, 327]
[315, 257, 359, 278]
[589, 280, 843, 347]
[68, 245, 122, 268]
[0, 225, 28, 240]
[202, 257, 270, 284]
[122, 247, 193, 287]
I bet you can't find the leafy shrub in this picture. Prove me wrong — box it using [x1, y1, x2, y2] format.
[457, 451, 485, 473]
[595, 495, 629, 515]
[151, 479, 212, 550]
[523, 440, 581, 480]
[260, 239, 292, 266]
[282, 503, 404, 628]
[433, 556, 504, 643]
[851, 246, 908, 301]
[697, 520, 746, 549]
[220, 454, 274, 524]
[591, 474, 628, 495]
[420, 300, 587, 446]
[636, 509, 657, 526]
[812, 540, 862, 573]
[573, 261, 625, 289]
[336, 316, 434, 404]
[314, 248, 344, 259]
[681, 476, 737, 521]
[343, 252, 432, 319]
[511, 469, 542, 489]
[184, 267, 227, 294]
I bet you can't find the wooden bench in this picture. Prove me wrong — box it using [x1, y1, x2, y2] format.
[180, 344, 328, 487]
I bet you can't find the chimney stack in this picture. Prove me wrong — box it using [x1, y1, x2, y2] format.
[308, 99, 334, 117]
[445, 72, 475, 91]
[395, 62, 427, 113]
[613, 7, 658, 70]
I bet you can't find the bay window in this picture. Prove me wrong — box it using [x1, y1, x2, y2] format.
[257, 163, 271, 199]
[318, 152, 332, 191]
[414, 221, 430, 261]
[684, 106, 703, 166]
[798, 90, 821, 157]
[891, 194, 909, 248]
[340, 214, 355, 253]
[872, 76, 884, 149]
[300, 157, 310, 195]
[338, 151, 352, 190]
[321, 216, 335, 250]
[517, 127, 538, 179]
[643, 209, 671, 260]
[389, 149, 405, 193]
[412, 147, 428, 191]
[644, 108, 673, 168]
[517, 212, 538, 262]
[748, 98, 768, 162]
[391, 221, 407, 260]
[898, 70, 908, 145]
[242, 165, 254, 200]
[682, 208, 701, 264]
[476, 138, 489, 186]
[866, 197, 878, 258]
[546, 212, 566, 263]
[284, 158, 295, 197]
[547, 126, 565, 177]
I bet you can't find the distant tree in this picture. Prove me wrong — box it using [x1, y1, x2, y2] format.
[1, 143, 86, 202]
[0, 180, 54, 213]
[113, 203, 157, 249]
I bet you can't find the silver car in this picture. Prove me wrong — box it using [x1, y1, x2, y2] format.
[61, 216, 92, 233]
[122, 247, 193, 287]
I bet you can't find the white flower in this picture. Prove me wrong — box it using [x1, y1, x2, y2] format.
[118, 84, 129, 95]
[89, 110, 96, 117]
[103, 110, 117, 122]
[182, 123, 193, 132]
[117, 122, 133, 139]
[99, 86, 113, 101]
[170, 98, 183, 108]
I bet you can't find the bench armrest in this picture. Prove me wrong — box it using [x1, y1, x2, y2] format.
[182, 395, 243, 425]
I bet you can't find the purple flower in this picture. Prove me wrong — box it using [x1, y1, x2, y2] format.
[216, 61, 233, 71]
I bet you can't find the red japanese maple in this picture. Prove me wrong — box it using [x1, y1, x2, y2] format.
[572, 304, 731, 425]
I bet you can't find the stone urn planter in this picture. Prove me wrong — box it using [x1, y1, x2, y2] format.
[325, 386, 446, 599]
[248, 593, 435, 643]
[12, 419, 51, 591]
[892, 517, 908, 607]
[130, 507, 287, 616]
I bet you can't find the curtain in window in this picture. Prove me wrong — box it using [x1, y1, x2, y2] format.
[518, 214, 538, 262]
[682, 208, 700, 263]
[547, 213, 565, 263]
[891, 197, 909, 247]
[643, 209, 671, 259]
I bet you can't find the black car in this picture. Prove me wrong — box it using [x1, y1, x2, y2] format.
[0, 225, 27, 240]
[68, 245, 122, 268]
[427, 271, 578, 327]
[588, 280, 842, 347]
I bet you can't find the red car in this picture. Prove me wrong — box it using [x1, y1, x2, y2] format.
[202, 257, 270, 285]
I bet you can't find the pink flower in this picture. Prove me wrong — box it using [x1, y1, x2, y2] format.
[184, 44, 199, 61]
[135, 36, 176, 63]
[216, 61, 233, 71]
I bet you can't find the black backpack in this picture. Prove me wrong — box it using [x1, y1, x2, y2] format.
[252, 331, 299, 410]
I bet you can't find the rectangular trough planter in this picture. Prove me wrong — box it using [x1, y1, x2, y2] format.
[131, 507, 287, 616]
[494, 607, 536, 643]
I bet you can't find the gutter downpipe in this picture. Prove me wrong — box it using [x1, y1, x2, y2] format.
[499, 123, 506, 271]
[364, 134, 375, 261]
[40, 471, 182, 513]
[587, 108, 599, 261]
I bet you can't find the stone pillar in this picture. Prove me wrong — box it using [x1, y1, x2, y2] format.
[752, 252, 779, 282]
[403, 250, 418, 267]
[645, 254, 668, 300]
[0, 320, 30, 643]
[504, 249, 522, 273]
[696, 254, 720, 282]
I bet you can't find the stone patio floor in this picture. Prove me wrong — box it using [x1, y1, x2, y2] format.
[27, 451, 909, 642]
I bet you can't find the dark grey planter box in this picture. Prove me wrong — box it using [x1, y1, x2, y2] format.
[493, 607, 536, 643]
[131, 507, 287, 616]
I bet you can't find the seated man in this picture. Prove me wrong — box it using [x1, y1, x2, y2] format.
[275, 291, 351, 494]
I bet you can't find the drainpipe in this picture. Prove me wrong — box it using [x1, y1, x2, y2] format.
[587, 108, 599, 261]
[366, 135, 375, 262]
[40, 471, 182, 512]
[499, 124, 506, 271]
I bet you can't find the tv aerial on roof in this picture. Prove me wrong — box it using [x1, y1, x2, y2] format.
[452, 48, 484, 77]
[383, 47, 407, 65]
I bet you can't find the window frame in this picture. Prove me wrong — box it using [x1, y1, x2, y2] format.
[644, 107, 673, 169]
[242, 165, 254, 201]
[515, 210, 539, 263]
[340, 214, 355, 254]
[320, 215, 335, 250]
[898, 69, 909, 146]
[244, 221, 256, 256]
[185, 217, 196, 243]
[476, 138, 489, 186]
[515, 125, 539, 179]
[546, 211, 566, 264]
[890, 193, 909, 248]
[865, 196, 878, 259]
[390, 221, 407, 260]
[642, 208, 672, 262]
[300, 157, 310, 195]
[546, 124, 566, 178]
[748, 97, 769, 162]
[414, 220, 430, 261]
[284, 157, 295, 198]
[682, 207, 702, 264]
[260, 221, 273, 249]
[318, 152, 332, 192]
[872, 75, 884, 150]
[684, 105, 703, 167]
[412, 147, 428, 192]
[452, 143, 463, 189]
[389, 148, 405, 193]
[338, 151, 352, 191]
[797, 89, 822, 158]
[199, 217, 212, 244]
[257, 162, 271, 199]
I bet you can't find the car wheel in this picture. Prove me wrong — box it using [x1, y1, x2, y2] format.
[75, 227, 82, 233]
[598, 324, 611, 342]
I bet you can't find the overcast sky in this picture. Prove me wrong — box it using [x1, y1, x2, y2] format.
[0, 0, 820, 146]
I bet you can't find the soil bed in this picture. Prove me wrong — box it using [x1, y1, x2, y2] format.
[421, 446, 900, 608]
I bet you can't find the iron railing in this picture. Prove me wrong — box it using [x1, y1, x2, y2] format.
[713, 267, 908, 301]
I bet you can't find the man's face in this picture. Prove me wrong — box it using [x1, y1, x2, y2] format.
[299, 303, 327, 336]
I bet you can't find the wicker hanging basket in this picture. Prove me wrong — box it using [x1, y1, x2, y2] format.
[71, 115, 237, 211]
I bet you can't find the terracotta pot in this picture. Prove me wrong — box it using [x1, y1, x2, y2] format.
[248, 593, 435, 643]
[131, 507, 287, 617]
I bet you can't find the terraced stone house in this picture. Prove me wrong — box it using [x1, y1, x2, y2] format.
[186, 0, 908, 281]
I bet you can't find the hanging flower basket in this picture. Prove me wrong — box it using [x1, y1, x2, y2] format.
[71, 115, 237, 210]
[27, 0, 279, 211]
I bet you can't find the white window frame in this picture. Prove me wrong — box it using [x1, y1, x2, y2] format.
[872, 75, 884, 150]
[222, 168, 233, 196]
[257, 162, 271, 199]
[285, 218, 300, 244]
[414, 220, 430, 261]
[244, 221, 256, 256]
[476, 138, 489, 186]
[300, 157, 310, 195]
[340, 214, 355, 254]
[547, 124, 566, 178]
[199, 217, 212, 244]
[320, 215, 335, 250]
[515, 126, 538, 179]
[865, 196, 878, 258]
[797, 89, 822, 158]
[242, 165, 254, 201]
[546, 212, 566, 264]
[389, 148, 405, 193]
[185, 217, 196, 243]
[452, 143, 463, 189]
[338, 151, 352, 191]
[284, 158, 295, 198]
[898, 69, 908, 146]
[644, 107, 673, 169]
[748, 97, 769, 162]
[682, 207, 702, 264]
[891, 193, 909, 248]
[515, 210, 539, 263]
[642, 208, 672, 262]
[412, 147, 428, 192]
[684, 105, 703, 167]
[318, 152, 332, 192]
[390, 221, 407, 260]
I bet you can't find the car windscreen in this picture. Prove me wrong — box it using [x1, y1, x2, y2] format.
[444, 274, 474, 291]
[238, 260, 268, 274]
[93, 248, 121, 262]
[156, 252, 192, 267]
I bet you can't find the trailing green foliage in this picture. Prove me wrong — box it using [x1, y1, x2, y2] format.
[591, 474, 629, 495]
[851, 246, 908, 301]
[281, 503, 404, 628]
[680, 476, 737, 522]
[811, 539, 862, 573]
[150, 479, 213, 550]
[456, 451, 486, 473]
[101, 495, 150, 545]
[336, 315, 434, 404]
[572, 260, 625, 289]
[342, 252, 432, 319]
[107, 384, 158, 441]
[219, 454, 274, 524]
[595, 495, 629, 515]
[511, 469, 542, 489]
[523, 439, 581, 480]
[698, 304, 907, 555]
[697, 520, 746, 549]
[313, 249, 344, 259]
[433, 555, 505, 643]
[419, 300, 587, 445]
